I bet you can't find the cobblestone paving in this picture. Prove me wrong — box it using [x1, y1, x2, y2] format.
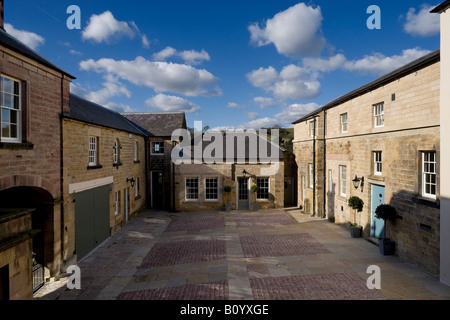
[250, 273, 385, 300]
[117, 280, 228, 300]
[34, 209, 450, 301]
[240, 234, 330, 258]
[140, 239, 227, 268]
[165, 217, 225, 232]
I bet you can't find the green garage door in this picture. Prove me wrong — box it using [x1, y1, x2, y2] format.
[75, 185, 111, 260]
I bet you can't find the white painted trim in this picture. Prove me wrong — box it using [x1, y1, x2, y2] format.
[69, 176, 114, 194]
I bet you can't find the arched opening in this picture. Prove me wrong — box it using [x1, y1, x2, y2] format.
[0, 186, 55, 293]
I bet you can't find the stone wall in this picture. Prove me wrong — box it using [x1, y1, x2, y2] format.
[62, 119, 147, 266]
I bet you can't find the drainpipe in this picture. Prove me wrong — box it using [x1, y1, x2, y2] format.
[323, 110, 327, 219]
[312, 117, 316, 217]
[59, 76, 65, 273]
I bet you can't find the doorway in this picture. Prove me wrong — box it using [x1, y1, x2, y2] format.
[151, 172, 164, 209]
[371, 184, 386, 238]
[238, 178, 249, 210]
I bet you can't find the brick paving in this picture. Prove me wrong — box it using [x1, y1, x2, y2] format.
[117, 280, 228, 300]
[250, 273, 385, 300]
[34, 209, 450, 301]
[140, 239, 227, 268]
[240, 234, 330, 258]
[233, 214, 298, 228]
[165, 217, 225, 232]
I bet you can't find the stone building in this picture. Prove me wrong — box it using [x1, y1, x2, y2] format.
[62, 94, 147, 261]
[174, 131, 285, 212]
[122, 112, 186, 211]
[293, 50, 441, 276]
[0, 6, 75, 299]
[431, 0, 450, 286]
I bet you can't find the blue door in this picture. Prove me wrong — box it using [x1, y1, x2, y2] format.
[371, 185, 385, 238]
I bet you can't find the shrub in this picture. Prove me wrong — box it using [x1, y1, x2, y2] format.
[224, 186, 232, 193]
[348, 196, 364, 212]
[375, 204, 397, 222]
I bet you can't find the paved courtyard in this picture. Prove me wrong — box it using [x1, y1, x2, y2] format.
[34, 208, 450, 300]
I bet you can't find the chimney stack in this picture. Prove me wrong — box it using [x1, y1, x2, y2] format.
[0, 0, 4, 30]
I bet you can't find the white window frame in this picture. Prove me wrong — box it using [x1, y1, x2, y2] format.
[89, 136, 98, 166]
[374, 151, 382, 176]
[308, 164, 314, 188]
[374, 103, 384, 128]
[309, 121, 315, 138]
[256, 177, 270, 201]
[135, 177, 140, 198]
[185, 177, 199, 201]
[339, 165, 347, 197]
[151, 141, 165, 155]
[422, 152, 437, 200]
[134, 141, 139, 162]
[205, 177, 219, 201]
[1, 75, 22, 143]
[328, 170, 333, 193]
[113, 139, 120, 164]
[340, 113, 348, 133]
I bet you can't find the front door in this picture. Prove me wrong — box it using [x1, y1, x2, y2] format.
[284, 177, 294, 206]
[238, 178, 249, 210]
[371, 184, 385, 238]
[152, 172, 164, 209]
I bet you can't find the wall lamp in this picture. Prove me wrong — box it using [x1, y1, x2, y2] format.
[127, 177, 136, 188]
[352, 176, 364, 190]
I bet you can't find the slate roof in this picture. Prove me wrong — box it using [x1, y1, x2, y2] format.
[65, 94, 149, 136]
[122, 112, 187, 137]
[293, 49, 440, 124]
[431, 0, 450, 13]
[183, 131, 285, 162]
[0, 28, 75, 79]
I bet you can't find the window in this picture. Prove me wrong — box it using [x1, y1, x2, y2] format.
[135, 177, 140, 198]
[113, 139, 120, 164]
[374, 151, 382, 176]
[309, 121, 315, 138]
[1, 76, 22, 143]
[134, 141, 139, 162]
[115, 191, 120, 216]
[308, 164, 314, 188]
[422, 152, 437, 200]
[205, 177, 218, 201]
[339, 165, 347, 197]
[257, 178, 270, 200]
[374, 103, 384, 127]
[186, 177, 199, 200]
[340, 113, 348, 133]
[152, 141, 165, 155]
[328, 170, 333, 193]
[89, 136, 98, 166]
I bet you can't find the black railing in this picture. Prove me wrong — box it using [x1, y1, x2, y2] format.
[32, 254, 44, 293]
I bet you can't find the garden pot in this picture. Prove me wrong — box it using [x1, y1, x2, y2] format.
[379, 239, 395, 256]
[225, 203, 231, 212]
[253, 202, 259, 211]
[350, 225, 362, 238]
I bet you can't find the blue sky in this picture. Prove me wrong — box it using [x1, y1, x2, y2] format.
[4, 0, 441, 130]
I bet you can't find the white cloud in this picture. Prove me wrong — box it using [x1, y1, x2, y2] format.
[70, 49, 82, 56]
[244, 112, 259, 120]
[343, 48, 432, 76]
[145, 94, 201, 113]
[82, 11, 135, 44]
[249, 3, 325, 58]
[240, 117, 279, 130]
[403, 5, 440, 37]
[253, 97, 278, 109]
[79, 56, 222, 97]
[153, 46, 210, 65]
[302, 54, 346, 73]
[274, 103, 320, 125]
[247, 64, 320, 100]
[226, 102, 245, 109]
[4, 23, 45, 50]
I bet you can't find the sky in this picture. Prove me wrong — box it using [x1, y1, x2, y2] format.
[4, 0, 442, 130]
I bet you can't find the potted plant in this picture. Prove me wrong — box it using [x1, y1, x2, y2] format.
[375, 204, 397, 256]
[347, 196, 364, 238]
[250, 185, 259, 211]
[224, 186, 232, 212]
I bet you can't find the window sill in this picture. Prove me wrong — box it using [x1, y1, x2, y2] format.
[134, 160, 141, 164]
[0, 142, 34, 150]
[412, 196, 439, 208]
[368, 175, 385, 182]
[151, 153, 165, 156]
[135, 195, 141, 201]
[113, 162, 123, 168]
[87, 165, 103, 170]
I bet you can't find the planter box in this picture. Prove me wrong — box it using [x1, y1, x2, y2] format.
[225, 203, 231, 212]
[379, 239, 396, 256]
[350, 225, 362, 238]
[253, 202, 259, 211]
